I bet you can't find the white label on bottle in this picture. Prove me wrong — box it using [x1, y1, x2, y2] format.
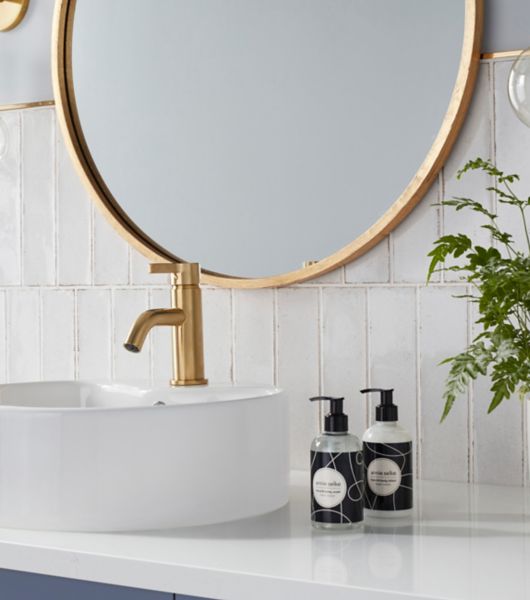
[367, 458, 401, 496]
[312, 467, 347, 508]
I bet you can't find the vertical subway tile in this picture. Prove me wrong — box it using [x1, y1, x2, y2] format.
[41, 290, 75, 381]
[419, 286, 469, 482]
[0, 111, 21, 285]
[473, 376, 524, 486]
[472, 304, 523, 486]
[22, 109, 55, 286]
[113, 288, 150, 381]
[494, 59, 530, 252]
[345, 238, 390, 284]
[277, 287, 319, 470]
[0, 292, 5, 384]
[302, 267, 343, 285]
[150, 288, 173, 384]
[392, 185, 440, 283]
[56, 129, 91, 285]
[443, 64, 493, 281]
[322, 287, 366, 430]
[7, 289, 40, 383]
[233, 289, 274, 385]
[201, 288, 232, 383]
[368, 287, 417, 443]
[77, 288, 112, 380]
[93, 208, 129, 285]
[130, 249, 168, 286]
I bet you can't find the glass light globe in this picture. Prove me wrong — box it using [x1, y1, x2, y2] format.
[508, 47, 530, 127]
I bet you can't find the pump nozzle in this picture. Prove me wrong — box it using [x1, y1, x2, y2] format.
[310, 396, 348, 433]
[360, 388, 397, 421]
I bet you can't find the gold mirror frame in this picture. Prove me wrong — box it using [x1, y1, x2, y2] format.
[52, 0, 482, 289]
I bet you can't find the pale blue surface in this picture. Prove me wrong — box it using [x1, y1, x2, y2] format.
[0, 569, 211, 600]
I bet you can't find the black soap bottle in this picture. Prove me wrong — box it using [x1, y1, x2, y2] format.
[361, 388, 413, 517]
[309, 396, 364, 529]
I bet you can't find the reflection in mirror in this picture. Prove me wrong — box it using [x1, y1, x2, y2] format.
[63, 0, 477, 281]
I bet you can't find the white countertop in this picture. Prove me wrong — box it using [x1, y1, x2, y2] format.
[0, 471, 528, 600]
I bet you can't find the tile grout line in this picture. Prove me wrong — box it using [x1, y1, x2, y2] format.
[38, 288, 43, 380]
[415, 285, 422, 480]
[19, 112, 24, 286]
[467, 285, 475, 484]
[1, 291, 6, 384]
[272, 288, 278, 388]
[109, 288, 116, 381]
[230, 289, 236, 384]
[364, 287, 371, 430]
[52, 111, 58, 287]
[317, 286, 324, 432]
[73, 288, 79, 380]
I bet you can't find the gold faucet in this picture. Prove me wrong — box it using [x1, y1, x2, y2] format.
[123, 262, 208, 387]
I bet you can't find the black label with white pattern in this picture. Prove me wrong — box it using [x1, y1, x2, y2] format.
[363, 441, 413, 511]
[310, 451, 364, 524]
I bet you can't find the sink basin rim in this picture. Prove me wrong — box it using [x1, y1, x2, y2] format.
[0, 380, 284, 413]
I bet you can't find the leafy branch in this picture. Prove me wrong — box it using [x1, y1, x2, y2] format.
[427, 158, 530, 421]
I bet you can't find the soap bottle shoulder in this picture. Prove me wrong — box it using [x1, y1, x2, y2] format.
[311, 432, 362, 453]
[362, 421, 412, 444]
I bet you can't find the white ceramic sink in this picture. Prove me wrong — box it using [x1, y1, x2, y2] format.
[0, 382, 289, 532]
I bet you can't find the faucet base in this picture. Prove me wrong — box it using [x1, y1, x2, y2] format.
[170, 378, 209, 387]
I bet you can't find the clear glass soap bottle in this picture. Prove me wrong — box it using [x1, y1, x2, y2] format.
[309, 396, 364, 530]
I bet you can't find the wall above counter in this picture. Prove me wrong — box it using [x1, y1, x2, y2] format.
[54, 0, 482, 287]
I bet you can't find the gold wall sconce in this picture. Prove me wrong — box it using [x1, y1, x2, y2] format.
[0, 0, 29, 32]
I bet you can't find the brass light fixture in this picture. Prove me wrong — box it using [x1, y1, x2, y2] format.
[0, 0, 29, 32]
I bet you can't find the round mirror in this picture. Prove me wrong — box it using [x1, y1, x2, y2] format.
[54, 0, 481, 287]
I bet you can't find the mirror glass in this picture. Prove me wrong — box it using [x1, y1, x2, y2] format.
[70, 0, 466, 278]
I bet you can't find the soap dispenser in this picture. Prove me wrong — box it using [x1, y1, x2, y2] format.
[309, 396, 364, 529]
[361, 388, 413, 517]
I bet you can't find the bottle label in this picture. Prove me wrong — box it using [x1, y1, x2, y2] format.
[310, 451, 364, 524]
[363, 441, 413, 511]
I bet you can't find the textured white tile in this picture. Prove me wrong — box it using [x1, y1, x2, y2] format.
[473, 376, 524, 486]
[93, 208, 129, 285]
[22, 109, 55, 285]
[419, 286, 469, 482]
[77, 289, 112, 380]
[277, 287, 319, 470]
[41, 290, 75, 380]
[0, 112, 21, 285]
[494, 59, 530, 253]
[202, 288, 232, 383]
[130, 249, 169, 286]
[368, 287, 417, 443]
[113, 289, 150, 381]
[345, 238, 390, 284]
[302, 266, 343, 285]
[443, 65, 493, 281]
[233, 289, 274, 385]
[392, 185, 440, 283]
[322, 288, 367, 434]
[0, 292, 6, 384]
[149, 288, 173, 385]
[7, 289, 40, 383]
[56, 129, 91, 285]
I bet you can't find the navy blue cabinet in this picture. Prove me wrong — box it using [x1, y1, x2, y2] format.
[0, 569, 208, 600]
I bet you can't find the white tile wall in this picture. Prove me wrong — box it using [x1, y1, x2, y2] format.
[0, 59, 527, 484]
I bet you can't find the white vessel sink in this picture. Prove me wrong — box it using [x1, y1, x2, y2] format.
[0, 382, 289, 532]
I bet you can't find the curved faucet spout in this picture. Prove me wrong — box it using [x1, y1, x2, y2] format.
[124, 308, 185, 353]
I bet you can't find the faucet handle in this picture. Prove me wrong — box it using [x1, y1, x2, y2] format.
[150, 262, 201, 285]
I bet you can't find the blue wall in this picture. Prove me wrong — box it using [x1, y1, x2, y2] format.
[484, 0, 530, 52]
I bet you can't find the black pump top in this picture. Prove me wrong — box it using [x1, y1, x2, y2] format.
[309, 396, 348, 433]
[360, 388, 397, 421]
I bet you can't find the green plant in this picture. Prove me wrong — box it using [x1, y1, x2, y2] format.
[427, 158, 530, 421]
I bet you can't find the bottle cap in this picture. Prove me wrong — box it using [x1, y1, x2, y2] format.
[360, 388, 397, 421]
[309, 396, 348, 432]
